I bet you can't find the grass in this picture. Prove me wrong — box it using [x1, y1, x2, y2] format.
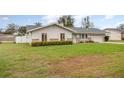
[0, 43, 124, 77]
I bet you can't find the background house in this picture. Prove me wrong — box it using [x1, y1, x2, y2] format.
[0, 34, 15, 42]
[104, 28, 122, 40]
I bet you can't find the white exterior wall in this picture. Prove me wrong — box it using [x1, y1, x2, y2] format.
[16, 36, 32, 43]
[30, 25, 73, 42]
[88, 34, 105, 42]
[73, 34, 105, 43]
[105, 30, 121, 40]
[27, 25, 105, 43]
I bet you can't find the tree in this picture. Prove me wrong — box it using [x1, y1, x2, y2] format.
[117, 24, 124, 31]
[58, 15, 74, 27]
[82, 16, 94, 29]
[0, 28, 2, 33]
[34, 22, 42, 27]
[66, 15, 74, 27]
[5, 23, 18, 34]
[18, 26, 27, 35]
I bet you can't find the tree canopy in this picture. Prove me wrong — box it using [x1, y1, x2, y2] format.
[5, 23, 18, 34]
[18, 26, 27, 35]
[34, 22, 42, 27]
[82, 16, 94, 28]
[58, 15, 74, 27]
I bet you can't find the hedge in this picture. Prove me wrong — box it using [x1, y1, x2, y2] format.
[31, 41, 73, 46]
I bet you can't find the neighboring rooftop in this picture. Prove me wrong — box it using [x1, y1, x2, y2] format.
[26, 25, 41, 30]
[0, 34, 15, 41]
[104, 28, 121, 31]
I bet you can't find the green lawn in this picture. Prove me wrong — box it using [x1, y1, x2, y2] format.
[0, 43, 124, 77]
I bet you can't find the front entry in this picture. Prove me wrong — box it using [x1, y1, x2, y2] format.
[41, 33, 47, 41]
[60, 33, 65, 41]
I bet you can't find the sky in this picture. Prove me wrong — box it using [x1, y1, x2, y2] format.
[0, 15, 124, 30]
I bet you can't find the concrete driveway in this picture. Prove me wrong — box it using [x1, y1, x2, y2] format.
[101, 42, 124, 44]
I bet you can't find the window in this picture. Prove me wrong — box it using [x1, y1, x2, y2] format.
[81, 34, 84, 39]
[60, 33, 65, 41]
[86, 34, 88, 38]
[41, 33, 47, 41]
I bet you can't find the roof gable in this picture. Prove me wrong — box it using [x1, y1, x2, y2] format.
[27, 23, 105, 34]
[27, 24, 76, 33]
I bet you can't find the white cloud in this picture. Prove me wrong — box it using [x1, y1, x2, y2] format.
[0, 16, 9, 21]
[41, 15, 61, 25]
[101, 15, 115, 22]
[73, 15, 87, 27]
[99, 25, 113, 29]
[104, 15, 115, 20]
[115, 21, 124, 26]
[99, 20, 124, 29]
[41, 15, 88, 27]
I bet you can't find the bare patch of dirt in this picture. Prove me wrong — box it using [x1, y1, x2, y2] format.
[46, 55, 111, 77]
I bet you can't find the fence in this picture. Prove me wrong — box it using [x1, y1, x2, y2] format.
[15, 36, 31, 43]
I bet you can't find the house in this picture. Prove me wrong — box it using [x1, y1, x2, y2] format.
[26, 24, 105, 43]
[0, 34, 15, 41]
[104, 28, 122, 40]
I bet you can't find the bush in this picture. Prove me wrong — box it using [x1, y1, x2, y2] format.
[104, 36, 109, 41]
[85, 40, 94, 43]
[31, 41, 73, 46]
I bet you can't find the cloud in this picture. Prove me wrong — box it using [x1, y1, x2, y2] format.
[101, 15, 115, 22]
[104, 15, 115, 20]
[41, 15, 88, 27]
[0, 16, 9, 21]
[115, 21, 124, 26]
[41, 15, 61, 25]
[99, 20, 124, 29]
[73, 15, 87, 27]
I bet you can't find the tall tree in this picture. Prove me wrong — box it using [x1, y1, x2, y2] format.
[66, 15, 74, 27]
[82, 16, 94, 29]
[5, 23, 18, 34]
[58, 15, 74, 27]
[0, 28, 2, 33]
[117, 24, 124, 31]
[34, 22, 42, 27]
[18, 26, 27, 35]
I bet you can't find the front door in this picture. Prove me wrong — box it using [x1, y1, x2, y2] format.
[60, 33, 65, 41]
[42, 33, 47, 41]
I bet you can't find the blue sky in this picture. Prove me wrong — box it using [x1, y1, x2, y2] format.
[0, 15, 124, 30]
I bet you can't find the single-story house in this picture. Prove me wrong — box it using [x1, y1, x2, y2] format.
[104, 28, 122, 40]
[26, 24, 105, 43]
[0, 34, 15, 41]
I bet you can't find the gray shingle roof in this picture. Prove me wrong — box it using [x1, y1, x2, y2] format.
[69, 27, 105, 34]
[27, 24, 105, 34]
[26, 25, 41, 30]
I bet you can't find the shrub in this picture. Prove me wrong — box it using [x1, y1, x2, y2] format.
[85, 40, 94, 43]
[104, 36, 109, 41]
[31, 41, 73, 46]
